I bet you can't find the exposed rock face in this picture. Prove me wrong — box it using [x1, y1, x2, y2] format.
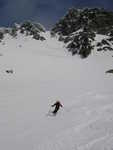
[51, 8, 113, 58]
[0, 21, 46, 41]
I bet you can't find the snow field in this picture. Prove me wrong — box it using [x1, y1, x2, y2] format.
[0, 32, 113, 150]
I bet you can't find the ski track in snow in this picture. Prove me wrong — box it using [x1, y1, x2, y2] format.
[0, 32, 113, 150]
[37, 92, 113, 150]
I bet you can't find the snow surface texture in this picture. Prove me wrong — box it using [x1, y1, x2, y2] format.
[0, 32, 113, 150]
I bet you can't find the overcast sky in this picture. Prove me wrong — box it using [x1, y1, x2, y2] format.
[0, 0, 113, 29]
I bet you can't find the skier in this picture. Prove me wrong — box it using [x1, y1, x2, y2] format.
[51, 101, 63, 115]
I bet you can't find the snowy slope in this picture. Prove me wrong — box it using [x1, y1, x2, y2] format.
[0, 32, 113, 150]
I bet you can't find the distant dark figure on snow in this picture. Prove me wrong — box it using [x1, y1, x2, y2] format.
[51, 101, 63, 115]
[6, 69, 13, 74]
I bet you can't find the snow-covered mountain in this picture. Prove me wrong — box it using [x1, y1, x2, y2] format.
[52, 8, 113, 58]
[0, 29, 113, 150]
[1, 9, 113, 59]
[0, 21, 46, 42]
[0, 10, 113, 150]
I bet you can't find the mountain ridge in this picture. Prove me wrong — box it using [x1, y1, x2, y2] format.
[0, 21, 46, 42]
[0, 8, 113, 58]
[51, 8, 113, 58]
